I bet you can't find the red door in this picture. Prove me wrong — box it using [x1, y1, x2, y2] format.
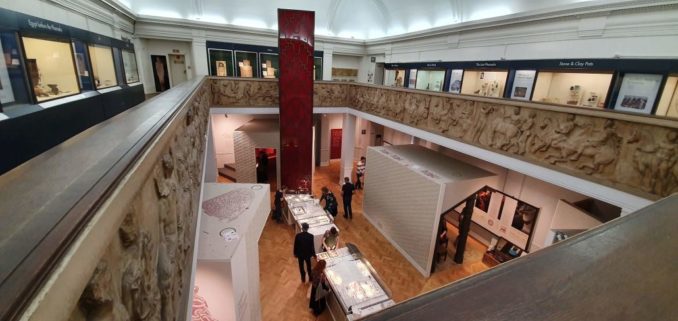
[330, 128, 342, 159]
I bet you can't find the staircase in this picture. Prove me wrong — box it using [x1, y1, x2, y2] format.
[218, 163, 237, 182]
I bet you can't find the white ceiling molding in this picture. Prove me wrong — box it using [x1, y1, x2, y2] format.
[104, 0, 678, 42]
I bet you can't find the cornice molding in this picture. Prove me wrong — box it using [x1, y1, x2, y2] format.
[365, 0, 678, 45]
[48, 0, 135, 34]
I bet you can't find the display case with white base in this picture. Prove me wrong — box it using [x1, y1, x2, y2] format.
[320, 245, 395, 321]
[285, 193, 339, 253]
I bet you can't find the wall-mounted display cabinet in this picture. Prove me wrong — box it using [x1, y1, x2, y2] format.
[415, 69, 445, 92]
[532, 71, 612, 108]
[22, 36, 80, 102]
[208, 48, 234, 77]
[88, 44, 117, 89]
[386, 59, 678, 119]
[235, 50, 257, 78]
[0, 8, 145, 175]
[259, 53, 278, 79]
[461, 70, 508, 97]
[205, 41, 324, 80]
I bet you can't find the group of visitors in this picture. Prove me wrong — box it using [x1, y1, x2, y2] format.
[293, 223, 333, 316]
[286, 157, 367, 317]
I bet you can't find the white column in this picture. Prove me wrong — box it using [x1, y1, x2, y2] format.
[191, 30, 209, 77]
[133, 37, 154, 94]
[322, 45, 333, 81]
[320, 114, 330, 166]
[340, 113, 356, 183]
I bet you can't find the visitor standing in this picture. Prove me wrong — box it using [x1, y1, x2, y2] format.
[273, 185, 286, 223]
[293, 223, 315, 283]
[320, 186, 338, 217]
[355, 156, 366, 189]
[341, 177, 355, 219]
[308, 259, 329, 316]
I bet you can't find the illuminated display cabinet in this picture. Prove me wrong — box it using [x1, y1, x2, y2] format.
[385, 59, 678, 119]
[22, 36, 80, 102]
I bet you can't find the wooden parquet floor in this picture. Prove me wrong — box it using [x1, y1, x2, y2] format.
[258, 160, 490, 321]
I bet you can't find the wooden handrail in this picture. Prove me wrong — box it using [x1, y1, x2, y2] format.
[0, 78, 206, 321]
[363, 195, 678, 321]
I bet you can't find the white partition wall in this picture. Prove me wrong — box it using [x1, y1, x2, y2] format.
[362, 145, 498, 276]
[193, 183, 270, 321]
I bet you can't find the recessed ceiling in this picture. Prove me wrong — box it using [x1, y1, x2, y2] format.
[117, 0, 621, 40]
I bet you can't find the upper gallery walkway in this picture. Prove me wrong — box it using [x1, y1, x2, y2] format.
[0, 76, 675, 321]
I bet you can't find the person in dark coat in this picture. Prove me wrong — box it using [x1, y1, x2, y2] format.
[293, 223, 316, 282]
[257, 151, 268, 183]
[309, 259, 329, 316]
[341, 177, 355, 219]
[273, 185, 286, 223]
[320, 186, 338, 217]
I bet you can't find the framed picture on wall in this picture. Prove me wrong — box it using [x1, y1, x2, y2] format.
[151, 55, 170, 92]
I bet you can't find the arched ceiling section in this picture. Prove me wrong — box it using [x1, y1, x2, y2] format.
[121, 0, 632, 40]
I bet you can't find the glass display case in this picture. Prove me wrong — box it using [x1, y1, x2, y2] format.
[460, 70, 508, 97]
[121, 50, 139, 83]
[235, 50, 257, 78]
[407, 69, 417, 89]
[415, 70, 445, 92]
[532, 71, 612, 108]
[448, 69, 463, 93]
[88, 44, 118, 89]
[656, 75, 678, 118]
[208, 48, 234, 77]
[22, 36, 80, 102]
[259, 53, 279, 79]
[314, 57, 323, 80]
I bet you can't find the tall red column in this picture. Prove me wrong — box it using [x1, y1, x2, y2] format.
[278, 9, 315, 192]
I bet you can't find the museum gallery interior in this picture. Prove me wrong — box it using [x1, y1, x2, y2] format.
[0, 1, 676, 321]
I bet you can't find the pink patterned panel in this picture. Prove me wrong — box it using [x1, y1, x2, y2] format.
[201, 188, 254, 221]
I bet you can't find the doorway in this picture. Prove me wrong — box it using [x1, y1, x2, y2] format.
[255, 148, 277, 191]
[168, 54, 187, 87]
[374, 63, 385, 85]
[330, 128, 342, 159]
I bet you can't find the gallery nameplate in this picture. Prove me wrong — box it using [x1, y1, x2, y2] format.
[559, 60, 595, 67]
[26, 18, 64, 33]
[475, 62, 497, 67]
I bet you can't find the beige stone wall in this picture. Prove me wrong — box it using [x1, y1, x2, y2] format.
[209, 78, 677, 199]
[68, 84, 211, 321]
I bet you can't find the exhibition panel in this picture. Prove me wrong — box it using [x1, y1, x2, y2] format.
[407, 69, 417, 88]
[121, 50, 139, 83]
[532, 71, 612, 108]
[0, 30, 29, 107]
[22, 36, 80, 102]
[319, 245, 395, 321]
[612, 73, 663, 114]
[88, 44, 117, 89]
[448, 69, 463, 94]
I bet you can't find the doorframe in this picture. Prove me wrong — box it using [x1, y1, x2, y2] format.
[167, 53, 187, 88]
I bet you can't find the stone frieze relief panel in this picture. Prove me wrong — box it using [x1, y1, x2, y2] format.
[349, 87, 677, 199]
[209, 78, 676, 199]
[70, 85, 210, 321]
